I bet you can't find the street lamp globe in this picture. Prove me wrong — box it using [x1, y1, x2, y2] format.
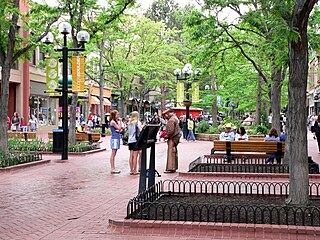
[77, 30, 90, 43]
[184, 63, 192, 70]
[187, 69, 193, 76]
[174, 68, 181, 77]
[58, 22, 72, 34]
[42, 32, 54, 44]
[195, 68, 202, 76]
[182, 65, 189, 75]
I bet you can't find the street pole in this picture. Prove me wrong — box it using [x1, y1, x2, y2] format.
[62, 33, 68, 160]
[43, 23, 90, 161]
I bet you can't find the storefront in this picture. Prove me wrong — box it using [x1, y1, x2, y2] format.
[30, 81, 58, 125]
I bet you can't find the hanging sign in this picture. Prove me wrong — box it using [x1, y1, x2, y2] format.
[46, 57, 59, 91]
[176, 82, 184, 103]
[72, 56, 85, 92]
[192, 82, 200, 102]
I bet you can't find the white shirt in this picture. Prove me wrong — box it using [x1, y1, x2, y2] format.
[235, 133, 249, 141]
[219, 131, 235, 141]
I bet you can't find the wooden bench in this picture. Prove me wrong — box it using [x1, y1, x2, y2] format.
[212, 140, 285, 163]
[8, 131, 37, 141]
[248, 137, 265, 141]
[48, 132, 101, 143]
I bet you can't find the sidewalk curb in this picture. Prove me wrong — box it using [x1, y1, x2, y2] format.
[41, 148, 107, 157]
[179, 171, 320, 181]
[0, 159, 51, 173]
[109, 218, 320, 238]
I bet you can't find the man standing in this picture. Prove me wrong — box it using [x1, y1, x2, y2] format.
[163, 109, 181, 173]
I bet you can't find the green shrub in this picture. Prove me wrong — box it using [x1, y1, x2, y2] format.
[105, 128, 112, 135]
[68, 142, 98, 152]
[255, 125, 269, 135]
[206, 126, 220, 134]
[196, 120, 210, 133]
[8, 139, 52, 152]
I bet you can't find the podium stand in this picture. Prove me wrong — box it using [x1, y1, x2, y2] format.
[135, 124, 160, 194]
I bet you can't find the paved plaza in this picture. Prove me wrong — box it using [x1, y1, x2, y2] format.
[0, 133, 319, 240]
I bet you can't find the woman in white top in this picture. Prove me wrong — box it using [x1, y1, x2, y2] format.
[127, 111, 142, 175]
[235, 127, 249, 141]
[28, 114, 38, 132]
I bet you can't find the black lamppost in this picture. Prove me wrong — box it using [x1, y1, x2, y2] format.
[43, 22, 90, 160]
[174, 64, 201, 134]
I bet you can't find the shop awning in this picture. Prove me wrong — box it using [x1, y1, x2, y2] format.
[103, 98, 111, 106]
[90, 95, 100, 105]
[90, 95, 111, 106]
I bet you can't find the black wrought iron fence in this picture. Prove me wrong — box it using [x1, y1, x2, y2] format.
[127, 180, 320, 226]
[188, 155, 319, 174]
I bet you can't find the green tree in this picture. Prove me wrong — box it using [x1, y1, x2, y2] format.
[87, 15, 182, 117]
[0, 1, 61, 152]
[285, 0, 317, 205]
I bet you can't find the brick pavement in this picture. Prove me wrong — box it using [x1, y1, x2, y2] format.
[0, 132, 319, 240]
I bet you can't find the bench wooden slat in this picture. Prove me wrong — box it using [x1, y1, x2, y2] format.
[48, 132, 101, 142]
[8, 131, 37, 140]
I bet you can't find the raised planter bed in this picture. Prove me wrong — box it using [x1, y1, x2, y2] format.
[126, 180, 320, 226]
[0, 152, 43, 168]
[188, 155, 319, 174]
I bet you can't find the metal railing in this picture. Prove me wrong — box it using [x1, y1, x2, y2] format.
[189, 155, 318, 174]
[127, 180, 320, 226]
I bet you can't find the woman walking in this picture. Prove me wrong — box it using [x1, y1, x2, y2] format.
[109, 110, 124, 174]
[314, 115, 320, 153]
[11, 112, 20, 131]
[127, 111, 142, 175]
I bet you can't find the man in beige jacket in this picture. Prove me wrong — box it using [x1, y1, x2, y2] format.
[163, 109, 181, 173]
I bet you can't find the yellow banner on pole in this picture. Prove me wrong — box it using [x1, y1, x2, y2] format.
[72, 56, 85, 92]
[192, 82, 200, 102]
[46, 57, 59, 91]
[177, 82, 184, 103]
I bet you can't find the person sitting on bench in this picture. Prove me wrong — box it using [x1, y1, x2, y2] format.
[264, 128, 280, 164]
[77, 122, 86, 133]
[219, 123, 235, 141]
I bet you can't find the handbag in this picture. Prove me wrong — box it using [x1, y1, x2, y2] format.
[135, 122, 140, 140]
[11, 124, 16, 131]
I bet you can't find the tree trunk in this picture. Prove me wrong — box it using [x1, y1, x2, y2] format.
[210, 74, 218, 126]
[287, 0, 316, 205]
[0, 64, 10, 152]
[270, 68, 283, 133]
[99, 40, 105, 124]
[69, 93, 77, 144]
[255, 74, 263, 125]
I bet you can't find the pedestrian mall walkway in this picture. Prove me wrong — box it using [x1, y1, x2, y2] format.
[0, 133, 319, 240]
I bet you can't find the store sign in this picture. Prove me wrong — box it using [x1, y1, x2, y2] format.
[72, 56, 85, 92]
[177, 82, 184, 103]
[46, 57, 59, 91]
[192, 82, 200, 102]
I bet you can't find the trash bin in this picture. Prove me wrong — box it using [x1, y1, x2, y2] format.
[52, 129, 63, 153]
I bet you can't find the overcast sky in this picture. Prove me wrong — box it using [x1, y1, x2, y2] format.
[35, 0, 199, 11]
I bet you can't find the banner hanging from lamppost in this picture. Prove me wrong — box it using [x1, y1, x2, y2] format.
[72, 56, 85, 92]
[176, 82, 184, 103]
[192, 82, 200, 102]
[46, 57, 59, 92]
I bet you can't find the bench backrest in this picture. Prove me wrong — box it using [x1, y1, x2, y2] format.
[8, 131, 37, 140]
[47, 132, 100, 142]
[213, 140, 285, 153]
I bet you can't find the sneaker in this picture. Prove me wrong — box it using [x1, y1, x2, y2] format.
[111, 170, 121, 174]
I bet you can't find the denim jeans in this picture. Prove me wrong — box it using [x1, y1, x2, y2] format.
[187, 130, 196, 141]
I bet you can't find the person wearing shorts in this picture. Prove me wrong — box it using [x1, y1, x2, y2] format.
[127, 111, 142, 175]
[109, 110, 124, 174]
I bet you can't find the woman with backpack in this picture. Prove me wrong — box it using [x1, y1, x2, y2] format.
[127, 111, 142, 175]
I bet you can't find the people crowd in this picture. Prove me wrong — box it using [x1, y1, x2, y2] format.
[12, 107, 320, 175]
